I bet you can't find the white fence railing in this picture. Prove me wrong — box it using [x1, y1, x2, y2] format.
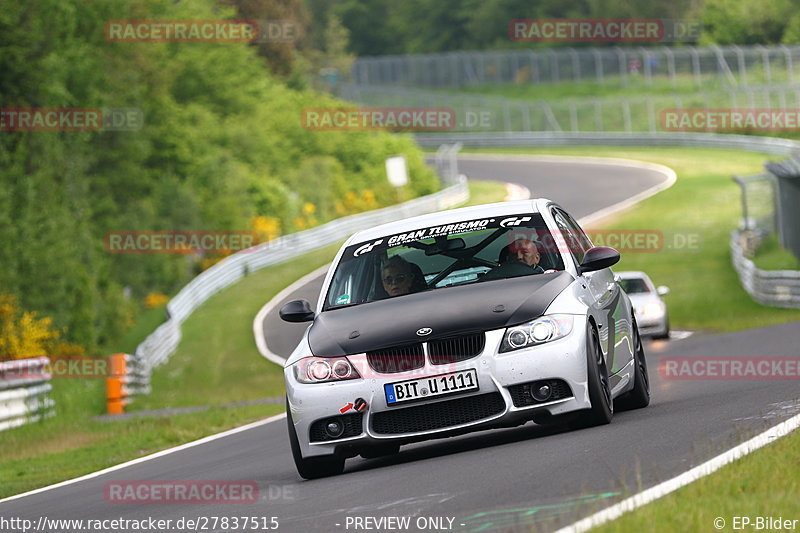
[730, 231, 800, 308]
[414, 131, 800, 155]
[135, 167, 469, 371]
[0, 357, 54, 432]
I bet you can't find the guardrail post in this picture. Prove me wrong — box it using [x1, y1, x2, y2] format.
[106, 352, 127, 415]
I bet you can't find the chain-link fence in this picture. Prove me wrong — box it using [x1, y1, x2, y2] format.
[352, 45, 800, 89]
[732, 174, 777, 238]
[341, 83, 800, 133]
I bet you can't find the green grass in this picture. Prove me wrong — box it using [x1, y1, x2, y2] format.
[103, 306, 169, 354]
[449, 71, 786, 101]
[462, 179, 510, 206]
[134, 244, 342, 409]
[753, 234, 800, 271]
[464, 146, 800, 332]
[0, 404, 283, 499]
[0, 179, 507, 498]
[590, 426, 800, 533]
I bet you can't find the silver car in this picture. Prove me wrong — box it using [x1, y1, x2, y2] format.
[280, 199, 650, 479]
[617, 271, 670, 339]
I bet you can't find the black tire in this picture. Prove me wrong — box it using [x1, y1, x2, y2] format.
[359, 443, 400, 459]
[286, 399, 345, 479]
[617, 319, 650, 410]
[574, 323, 614, 427]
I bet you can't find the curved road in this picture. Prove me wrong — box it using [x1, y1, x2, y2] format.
[2, 156, 799, 533]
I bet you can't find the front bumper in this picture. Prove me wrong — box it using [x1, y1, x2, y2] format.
[635, 312, 668, 337]
[285, 319, 592, 458]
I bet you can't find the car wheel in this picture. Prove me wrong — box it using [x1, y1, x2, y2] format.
[286, 399, 345, 479]
[617, 319, 650, 410]
[359, 443, 400, 459]
[575, 323, 614, 427]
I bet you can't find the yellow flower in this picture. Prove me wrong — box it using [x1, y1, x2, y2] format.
[0, 294, 66, 360]
[144, 292, 169, 309]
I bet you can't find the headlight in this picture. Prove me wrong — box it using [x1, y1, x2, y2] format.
[500, 315, 574, 353]
[641, 301, 665, 318]
[293, 356, 361, 384]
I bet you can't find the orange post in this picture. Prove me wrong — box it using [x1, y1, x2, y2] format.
[106, 353, 127, 415]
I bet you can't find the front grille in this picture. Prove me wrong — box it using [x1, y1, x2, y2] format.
[508, 379, 573, 407]
[371, 392, 505, 435]
[428, 333, 486, 365]
[309, 413, 363, 443]
[367, 343, 424, 373]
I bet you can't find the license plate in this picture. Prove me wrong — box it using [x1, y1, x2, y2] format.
[384, 369, 479, 405]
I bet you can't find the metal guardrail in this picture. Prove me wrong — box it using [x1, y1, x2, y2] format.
[0, 357, 55, 432]
[135, 156, 469, 371]
[730, 231, 800, 308]
[414, 131, 800, 154]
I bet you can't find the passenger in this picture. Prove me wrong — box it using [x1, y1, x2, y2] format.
[381, 255, 420, 297]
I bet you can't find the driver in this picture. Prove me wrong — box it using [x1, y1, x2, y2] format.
[482, 238, 545, 281]
[500, 238, 545, 274]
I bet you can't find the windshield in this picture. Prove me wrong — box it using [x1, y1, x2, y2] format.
[324, 213, 565, 309]
[620, 278, 651, 294]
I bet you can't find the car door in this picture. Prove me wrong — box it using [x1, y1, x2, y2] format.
[551, 208, 634, 382]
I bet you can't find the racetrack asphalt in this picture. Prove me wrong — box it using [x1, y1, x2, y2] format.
[3, 155, 798, 533]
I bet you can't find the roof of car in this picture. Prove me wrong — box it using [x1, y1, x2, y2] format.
[346, 199, 548, 244]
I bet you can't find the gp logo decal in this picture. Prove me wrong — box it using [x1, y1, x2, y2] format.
[499, 216, 532, 228]
[353, 239, 383, 257]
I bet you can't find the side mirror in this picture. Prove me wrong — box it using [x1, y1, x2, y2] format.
[579, 246, 620, 274]
[279, 299, 315, 323]
[656, 285, 670, 296]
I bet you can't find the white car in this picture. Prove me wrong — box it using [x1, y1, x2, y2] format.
[280, 199, 650, 479]
[616, 271, 670, 339]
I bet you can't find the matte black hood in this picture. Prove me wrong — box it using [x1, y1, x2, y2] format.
[308, 271, 574, 356]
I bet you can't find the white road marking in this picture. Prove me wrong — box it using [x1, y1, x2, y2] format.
[669, 330, 694, 340]
[504, 182, 531, 201]
[0, 413, 286, 505]
[553, 412, 800, 533]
